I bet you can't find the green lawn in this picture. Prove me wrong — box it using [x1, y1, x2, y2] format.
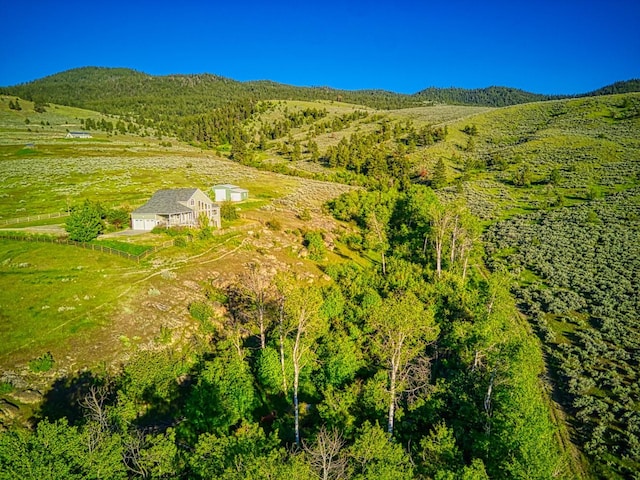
[0, 239, 146, 364]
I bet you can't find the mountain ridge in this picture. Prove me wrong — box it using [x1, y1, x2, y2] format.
[2, 66, 639, 117]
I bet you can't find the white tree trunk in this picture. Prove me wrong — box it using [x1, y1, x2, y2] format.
[387, 361, 397, 436]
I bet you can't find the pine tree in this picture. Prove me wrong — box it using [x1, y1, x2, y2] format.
[432, 159, 447, 189]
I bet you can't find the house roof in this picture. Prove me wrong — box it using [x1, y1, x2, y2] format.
[213, 184, 239, 189]
[133, 188, 199, 215]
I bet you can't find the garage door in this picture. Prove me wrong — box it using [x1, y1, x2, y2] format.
[133, 218, 157, 230]
[143, 219, 157, 230]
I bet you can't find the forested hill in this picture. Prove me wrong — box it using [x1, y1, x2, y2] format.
[413, 86, 558, 107]
[0, 67, 419, 117]
[4, 67, 639, 120]
[581, 78, 640, 97]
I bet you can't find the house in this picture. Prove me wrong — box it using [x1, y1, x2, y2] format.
[131, 188, 221, 231]
[212, 184, 249, 202]
[66, 131, 92, 139]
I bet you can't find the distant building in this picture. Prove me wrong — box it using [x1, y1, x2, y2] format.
[212, 184, 249, 202]
[66, 131, 92, 139]
[131, 188, 220, 231]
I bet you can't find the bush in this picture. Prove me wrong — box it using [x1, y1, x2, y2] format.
[265, 218, 282, 231]
[304, 231, 326, 261]
[220, 201, 238, 221]
[298, 208, 312, 221]
[189, 301, 213, 323]
[0, 381, 14, 394]
[29, 352, 55, 372]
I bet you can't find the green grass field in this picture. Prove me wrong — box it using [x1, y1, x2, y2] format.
[0, 98, 359, 371]
[0, 239, 145, 365]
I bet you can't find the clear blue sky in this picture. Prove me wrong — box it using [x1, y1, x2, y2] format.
[1, 0, 639, 94]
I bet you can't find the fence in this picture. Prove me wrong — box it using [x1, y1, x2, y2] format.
[0, 212, 69, 226]
[0, 233, 174, 262]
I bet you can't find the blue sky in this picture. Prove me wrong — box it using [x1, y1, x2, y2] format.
[1, 0, 638, 94]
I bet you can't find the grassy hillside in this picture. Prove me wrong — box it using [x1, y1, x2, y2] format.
[1, 90, 638, 478]
[416, 93, 640, 479]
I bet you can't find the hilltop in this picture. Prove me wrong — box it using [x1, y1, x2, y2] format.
[3, 67, 639, 121]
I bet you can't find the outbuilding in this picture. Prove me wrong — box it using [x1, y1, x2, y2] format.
[66, 131, 92, 139]
[211, 184, 249, 202]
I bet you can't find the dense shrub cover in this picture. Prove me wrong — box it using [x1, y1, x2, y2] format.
[485, 189, 640, 478]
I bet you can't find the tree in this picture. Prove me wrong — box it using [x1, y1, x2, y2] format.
[419, 421, 462, 478]
[291, 140, 302, 162]
[549, 168, 562, 185]
[0, 418, 126, 480]
[65, 199, 105, 242]
[432, 158, 447, 189]
[308, 139, 320, 162]
[283, 282, 324, 446]
[240, 262, 274, 349]
[448, 204, 481, 281]
[230, 136, 252, 164]
[428, 200, 454, 278]
[183, 348, 256, 436]
[348, 422, 413, 479]
[303, 427, 347, 480]
[367, 292, 439, 436]
[364, 208, 390, 276]
[106, 207, 130, 230]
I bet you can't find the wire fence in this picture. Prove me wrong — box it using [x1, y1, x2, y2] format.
[0, 212, 69, 226]
[0, 233, 174, 262]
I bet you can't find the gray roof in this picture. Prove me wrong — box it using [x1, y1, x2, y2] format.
[213, 184, 239, 189]
[133, 188, 199, 215]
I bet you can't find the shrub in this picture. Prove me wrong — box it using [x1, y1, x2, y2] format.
[298, 208, 312, 221]
[304, 231, 326, 261]
[266, 218, 282, 231]
[189, 301, 213, 323]
[29, 352, 55, 372]
[221, 201, 238, 221]
[0, 381, 14, 394]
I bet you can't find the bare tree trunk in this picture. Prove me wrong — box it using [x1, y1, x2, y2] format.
[293, 329, 302, 446]
[388, 339, 403, 437]
[472, 349, 481, 371]
[388, 361, 397, 436]
[450, 215, 460, 265]
[381, 251, 386, 276]
[278, 300, 288, 394]
[484, 368, 497, 434]
[462, 255, 470, 281]
[258, 307, 266, 350]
